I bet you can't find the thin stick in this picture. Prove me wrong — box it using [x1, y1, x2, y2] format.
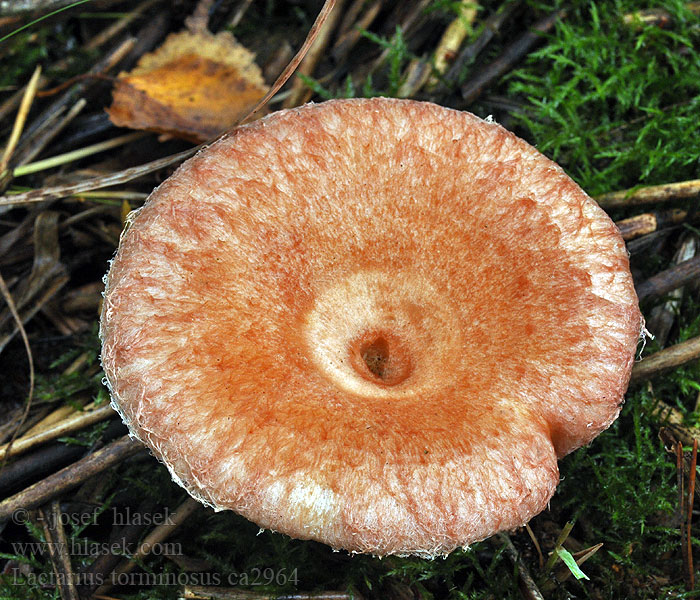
[0, 145, 201, 211]
[246, 0, 337, 119]
[333, 0, 383, 63]
[636, 255, 700, 303]
[631, 336, 700, 383]
[615, 208, 687, 241]
[651, 399, 700, 442]
[79, 497, 159, 596]
[40, 500, 80, 600]
[439, 0, 522, 92]
[12, 98, 87, 170]
[596, 179, 700, 209]
[646, 234, 697, 347]
[95, 497, 201, 594]
[0, 438, 86, 494]
[13, 132, 147, 178]
[525, 523, 544, 569]
[496, 533, 545, 600]
[228, 0, 254, 29]
[460, 9, 564, 104]
[0, 66, 42, 174]
[0, 404, 115, 462]
[284, 0, 347, 108]
[0, 435, 142, 522]
[367, 0, 432, 77]
[84, 0, 159, 51]
[687, 439, 697, 590]
[679, 441, 688, 581]
[427, 0, 479, 88]
[185, 0, 215, 34]
[0, 268, 35, 473]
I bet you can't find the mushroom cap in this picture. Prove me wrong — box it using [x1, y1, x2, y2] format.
[100, 98, 641, 557]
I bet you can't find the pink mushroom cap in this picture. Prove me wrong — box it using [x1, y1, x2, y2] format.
[100, 98, 642, 557]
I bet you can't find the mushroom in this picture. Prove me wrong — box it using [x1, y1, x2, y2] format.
[100, 98, 642, 557]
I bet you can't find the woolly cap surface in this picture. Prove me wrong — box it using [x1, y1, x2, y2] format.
[100, 98, 642, 557]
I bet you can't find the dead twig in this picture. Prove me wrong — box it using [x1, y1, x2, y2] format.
[434, 0, 522, 95]
[615, 208, 687, 241]
[647, 234, 697, 346]
[0, 435, 143, 522]
[686, 439, 697, 590]
[333, 0, 383, 63]
[631, 336, 700, 383]
[427, 0, 479, 88]
[495, 532, 545, 600]
[94, 497, 201, 595]
[0, 404, 115, 462]
[636, 255, 700, 303]
[39, 499, 80, 600]
[596, 179, 700, 209]
[460, 8, 564, 104]
[0, 439, 85, 495]
[78, 497, 159, 597]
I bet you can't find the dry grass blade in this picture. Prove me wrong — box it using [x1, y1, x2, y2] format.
[0, 145, 200, 212]
[13, 131, 146, 177]
[0, 0, 338, 212]
[0, 211, 68, 352]
[284, 0, 346, 108]
[242, 0, 337, 122]
[0, 268, 35, 472]
[0, 65, 42, 174]
[12, 97, 87, 169]
[525, 523, 544, 568]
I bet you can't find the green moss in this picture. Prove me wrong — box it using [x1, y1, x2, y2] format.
[506, 0, 700, 195]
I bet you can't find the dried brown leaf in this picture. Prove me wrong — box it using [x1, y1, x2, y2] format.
[107, 30, 269, 142]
